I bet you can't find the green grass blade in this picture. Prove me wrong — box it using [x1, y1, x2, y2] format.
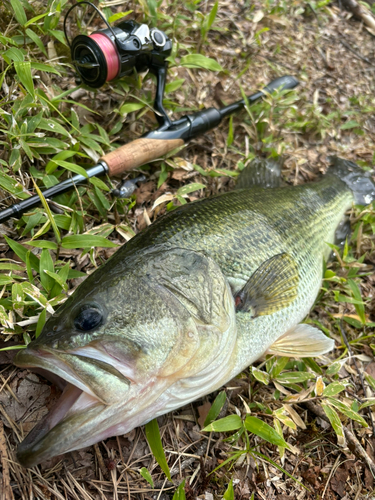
[244, 415, 288, 448]
[39, 248, 54, 293]
[145, 419, 171, 481]
[206, 1, 218, 31]
[61, 234, 118, 249]
[32, 180, 61, 244]
[172, 481, 186, 499]
[14, 61, 35, 98]
[4, 236, 39, 272]
[179, 54, 223, 72]
[203, 414, 242, 432]
[177, 183, 205, 197]
[35, 307, 47, 338]
[326, 397, 368, 427]
[223, 479, 234, 500]
[0, 345, 27, 352]
[347, 279, 366, 323]
[52, 160, 89, 178]
[10, 0, 27, 26]
[139, 467, 154, 488]
[204, 391, 227, 427]
[26, 240, 58, 250]
[321, 401, 346, 446]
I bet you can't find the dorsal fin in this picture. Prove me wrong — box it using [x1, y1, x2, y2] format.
[235, 157, 283, 190]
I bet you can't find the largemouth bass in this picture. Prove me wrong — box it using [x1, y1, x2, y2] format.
[14, 157, 375, 467]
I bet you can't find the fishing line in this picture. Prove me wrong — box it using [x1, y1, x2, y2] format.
[88, 33, 119, 82]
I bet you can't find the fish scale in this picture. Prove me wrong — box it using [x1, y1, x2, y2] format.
[114, 175, 353, 285]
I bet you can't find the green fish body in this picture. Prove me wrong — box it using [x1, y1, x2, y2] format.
[14, 157, 374, 467]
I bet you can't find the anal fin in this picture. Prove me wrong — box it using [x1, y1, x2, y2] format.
[268, 324, 334, 357]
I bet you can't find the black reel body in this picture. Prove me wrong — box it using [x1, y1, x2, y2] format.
[65, 2, 172, 89]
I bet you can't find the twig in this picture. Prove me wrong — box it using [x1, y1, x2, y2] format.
[341, 0, 375, 31]
[304, 400, 375, 477]
[0, 421, 14, 500]
[340, 318, 375, 437]
[116, 435, 125, 466]
[339, 39, 374, 65]
[94, 443, 108, 479]
[169, 442, 206, 477]
[322, 453, 341, 499]
[306, 2, 321, 25]
[0, 404, 21, 442]
[316, 47, 334, 70]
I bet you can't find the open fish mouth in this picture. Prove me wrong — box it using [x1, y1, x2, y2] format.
[13, 346, 134, 468]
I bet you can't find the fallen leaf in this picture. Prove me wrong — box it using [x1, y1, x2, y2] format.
[253, 10, 264, 23]
[366, 362, 375, 379]
[0, 372, 52, 432]
[198, 401, 211, 428]
[171, 169, 190, 181]
[330, 466, 349, 497]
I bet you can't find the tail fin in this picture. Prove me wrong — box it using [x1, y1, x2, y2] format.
[235, 157, 283, 190]
[328, 156, 375, 205]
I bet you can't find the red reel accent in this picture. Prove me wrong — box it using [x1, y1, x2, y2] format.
[90, 33, 119, 82]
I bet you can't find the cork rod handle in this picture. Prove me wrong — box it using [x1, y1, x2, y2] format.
[100, 138, 184, 176]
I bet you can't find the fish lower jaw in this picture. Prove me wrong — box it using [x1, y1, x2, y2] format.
[16, 384, 168, 468]
[16, 381, 101, 467]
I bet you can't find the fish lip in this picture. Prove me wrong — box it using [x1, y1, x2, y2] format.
[14, 347, 103, 402]
[15, 398, 107, 468]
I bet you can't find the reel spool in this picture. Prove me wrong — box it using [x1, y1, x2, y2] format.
[64, 1, 172, 89]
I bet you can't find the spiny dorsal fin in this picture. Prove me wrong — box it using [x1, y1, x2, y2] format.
[235, 252, 299, 317]
[235, 157, 283, 190]
[268, 324, 334, 357]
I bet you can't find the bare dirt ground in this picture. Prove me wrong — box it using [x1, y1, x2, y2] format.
[1, 0, 375, 499]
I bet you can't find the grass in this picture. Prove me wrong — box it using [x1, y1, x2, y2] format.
[0, 0, 375, 498]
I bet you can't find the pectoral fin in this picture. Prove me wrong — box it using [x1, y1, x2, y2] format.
[235, 253, 299, 317]
[268, 324, 335, 357]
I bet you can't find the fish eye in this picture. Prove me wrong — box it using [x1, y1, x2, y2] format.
[74, 306, 103, 331]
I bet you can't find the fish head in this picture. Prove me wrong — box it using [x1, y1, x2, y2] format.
[14, 247, 236, 467]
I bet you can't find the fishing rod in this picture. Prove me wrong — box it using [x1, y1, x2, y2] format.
[0, 2, 299, 224]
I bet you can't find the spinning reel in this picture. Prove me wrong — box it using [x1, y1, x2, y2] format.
[64, 1, 172, 125]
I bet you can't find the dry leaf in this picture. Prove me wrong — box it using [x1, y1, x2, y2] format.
[0, 373, 52, 433]
[151, 193, 175, 210]
[197, 401, 211, 428]
[253, 10, 264, 23]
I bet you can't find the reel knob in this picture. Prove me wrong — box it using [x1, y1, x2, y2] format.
[150, 29, 166, 49]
